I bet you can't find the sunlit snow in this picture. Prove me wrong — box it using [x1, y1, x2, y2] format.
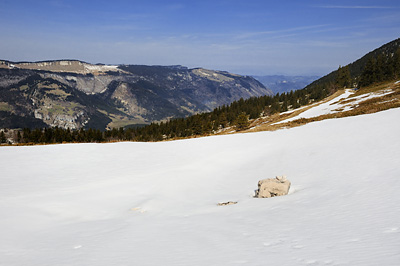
[276, 90, 354, 124]
[1, 109, 400, 266]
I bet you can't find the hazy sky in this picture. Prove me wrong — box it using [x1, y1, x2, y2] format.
[1, 0, 399, 75]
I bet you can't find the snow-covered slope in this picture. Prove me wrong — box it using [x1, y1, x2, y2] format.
[277, 90, 354, 124]
[1, 109, 400, 266]
[274, 86, 398, 125]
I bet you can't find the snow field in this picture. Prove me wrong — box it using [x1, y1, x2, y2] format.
[0, 108, 400, 266]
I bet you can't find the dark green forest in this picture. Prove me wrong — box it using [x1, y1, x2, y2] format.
[359, 47, 400, 87]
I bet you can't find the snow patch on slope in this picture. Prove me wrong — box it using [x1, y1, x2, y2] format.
[276, 89, 354, 124]
[337, 89, 395, 112]
[275, 86, 396, 125]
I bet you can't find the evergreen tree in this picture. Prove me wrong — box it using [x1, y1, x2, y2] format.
[336, 65, 352, 88]
[393, 48, 400, 78]
[375, 55, 385, 82]
[281, 100, 288, 112]
[360, 58, 376, 87]
[234, 112, 249, 131]
[17, 131, 22, 143]
[0, 131, 6, 143]
[217, 112, 227, 128]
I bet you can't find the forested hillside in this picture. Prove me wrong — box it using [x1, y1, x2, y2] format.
[2, 38, 400, 144]
[305, 38, 400, 91]
[9, 84, 329, 144]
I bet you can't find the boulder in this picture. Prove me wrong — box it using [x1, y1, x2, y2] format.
[255, 176, 291, 198]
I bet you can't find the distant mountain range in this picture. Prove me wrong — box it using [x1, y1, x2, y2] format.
[0, 60, 271, 130]
[252, 75, 320, 94]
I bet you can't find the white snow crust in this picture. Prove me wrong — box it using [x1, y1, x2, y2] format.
[1, 109, 400, 266]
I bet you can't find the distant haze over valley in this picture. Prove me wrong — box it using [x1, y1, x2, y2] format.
[253, 75, 320, 94]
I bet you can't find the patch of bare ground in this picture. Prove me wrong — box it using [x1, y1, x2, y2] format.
[355, 80, 399, 96]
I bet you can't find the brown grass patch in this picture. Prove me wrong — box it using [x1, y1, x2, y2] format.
[339, 97, 358, 105]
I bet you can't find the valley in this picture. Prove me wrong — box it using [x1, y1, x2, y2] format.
[0, 60, 271, 130]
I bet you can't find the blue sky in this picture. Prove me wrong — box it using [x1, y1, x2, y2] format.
[0, 0, 399, 75]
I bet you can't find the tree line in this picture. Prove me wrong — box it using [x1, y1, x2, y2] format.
[13, 82, 332, 144]
[18, 127, 134, 144]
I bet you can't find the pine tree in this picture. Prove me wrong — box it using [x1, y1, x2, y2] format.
[219, 112, 228, 128]
[393, 48, 400, 78]
[375, 55, 385, 82]
[234, 112, 249, 131]
[281, 100, 288, 112]
[360, 58, 376, 87]
[336, 65, 352, 88]
[17, 131, 22, 143]
[0, 131, 6, 143]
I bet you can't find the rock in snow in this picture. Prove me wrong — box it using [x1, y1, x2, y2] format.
[217, 201, 238, 206]
[255, 176, 291, 198]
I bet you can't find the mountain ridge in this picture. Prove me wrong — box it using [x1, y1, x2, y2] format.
[0, 60, 271, 130]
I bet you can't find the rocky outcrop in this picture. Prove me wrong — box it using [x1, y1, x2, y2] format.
[255, 176, 291, 198]
[217, 201, 238, 206]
